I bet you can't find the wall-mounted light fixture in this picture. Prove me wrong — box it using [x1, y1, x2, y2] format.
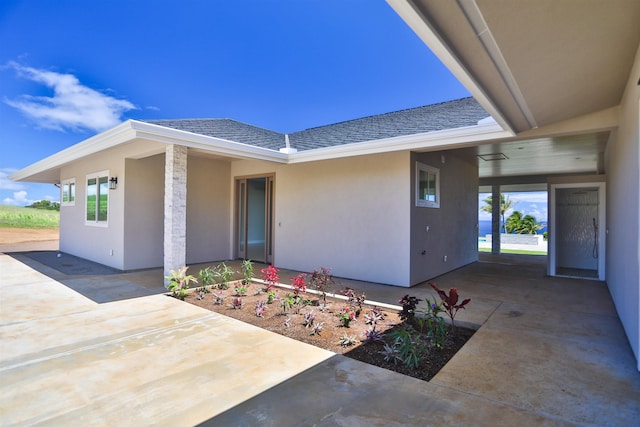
[109, 177, 118, 190]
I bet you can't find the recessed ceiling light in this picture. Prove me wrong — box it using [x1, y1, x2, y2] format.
[478, 153, 509, 161]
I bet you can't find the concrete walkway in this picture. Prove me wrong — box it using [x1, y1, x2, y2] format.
[1, 248, 639, 426]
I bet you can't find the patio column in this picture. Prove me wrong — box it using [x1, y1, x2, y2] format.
[164, 144, 188, 284]
[491, 184, 501, 254]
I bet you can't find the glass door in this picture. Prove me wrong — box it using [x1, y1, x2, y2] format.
[236, 176, 274, 263]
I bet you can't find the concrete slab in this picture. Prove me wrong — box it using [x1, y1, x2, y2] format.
[1, 248, 639, 426]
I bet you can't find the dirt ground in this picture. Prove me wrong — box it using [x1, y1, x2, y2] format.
[0, 228, 59, 244]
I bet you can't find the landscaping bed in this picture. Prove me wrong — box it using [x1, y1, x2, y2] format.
[181, 266, 475, 382]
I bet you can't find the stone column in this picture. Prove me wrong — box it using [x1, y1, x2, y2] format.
[164, 144, 188, 284]
[491, 184, 501, 254]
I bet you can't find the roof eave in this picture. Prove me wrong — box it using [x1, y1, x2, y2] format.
[386, 0, 517, 135]
[288, 121, 509, 163]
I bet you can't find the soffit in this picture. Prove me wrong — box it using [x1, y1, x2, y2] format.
[406, 0, 640, 132]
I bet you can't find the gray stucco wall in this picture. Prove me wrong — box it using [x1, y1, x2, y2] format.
[123, 155, 164, 270]
[605, 44, 640, 370]
[186, 156, 231, 264]
[410, 151, 478, 285]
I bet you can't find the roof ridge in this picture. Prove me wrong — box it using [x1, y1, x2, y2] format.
[290, 97, 475, 134]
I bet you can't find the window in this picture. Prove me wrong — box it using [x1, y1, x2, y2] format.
[86, 171, 109, 225]
[61, 178, 75, 206]
[416, 162, 440, 208]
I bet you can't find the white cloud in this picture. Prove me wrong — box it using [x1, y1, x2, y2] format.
[3, 190, 35, 206]
[4, 62, 137, 132]
[0, 168, 25, 191]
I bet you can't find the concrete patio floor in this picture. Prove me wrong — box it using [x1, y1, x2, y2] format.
[1, 243, 639, 426]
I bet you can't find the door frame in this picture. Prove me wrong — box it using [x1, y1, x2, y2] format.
[234, 174, 275, 264]
[548, 182, 606, 280]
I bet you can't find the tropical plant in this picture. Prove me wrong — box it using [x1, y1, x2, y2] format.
[398, 295, 420, 324]
[339, 306, 356, 327]
[198, 266, 216, 291]
[165, 266, 198, 300]
[214, 262, 235, 290]
[283, 317, 291, 328]
[506, 211, 544, 234]
[260, 265, 280, 290]
[415, 297, 448, 348]
[310, 267, 334, 308]
[386, 325, 426, 370]
[341, 287, 366, 316]
[309, 322, 323, 336]
[303, 311, 316, 328]
[290, 273, 307, 295]
[338, 333, 358, 347]
[364, 307, 385, 325]
[230, 297, 243, 310]
[241, 259, 254, 285]
[379, 342, 402, 365]
[429, 282, 471, 332]
[234, 283, 248, 297]
[213, 290, 225, 305]
[363, 326, 383, 342]
[266, 289, 277, 304]
[255, 300, 266, 317]
[481, 194, 516, 233]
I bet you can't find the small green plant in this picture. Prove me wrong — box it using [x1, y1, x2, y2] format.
[309, 322, 323, 336]
[429, 282, 471, 332]
[234, 283, 248, 297]
[386, 325, 426, 370]
[165, 266, 198, 300]
[280, 293, 295, 314]
[415, 297, 448, 349]
[255, 300, 266, 317]
[241, 259, 254, 285]
[338, 333, 358, 347]
[198, 266, 216, 291]
[266, 289, 277, 304]
[310, 267, 334, 308]
[338, 306, 356, 328]
[214, 262, 235, 290]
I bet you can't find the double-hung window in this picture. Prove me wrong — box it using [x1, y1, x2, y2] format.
[416, 162, 440, 208]
[86, 171, 109, 226]
[61, 178, 75, 206]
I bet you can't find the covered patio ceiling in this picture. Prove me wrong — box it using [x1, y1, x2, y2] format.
[388, 0, 640, 182]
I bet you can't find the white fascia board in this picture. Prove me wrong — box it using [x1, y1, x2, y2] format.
[129, 121, 288, 163]
[386, 0, 516, 135]
[9, 121, 137, 182]
[287, 122, 510, 164]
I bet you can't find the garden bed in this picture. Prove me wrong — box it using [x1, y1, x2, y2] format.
[183, 280, 474, 382]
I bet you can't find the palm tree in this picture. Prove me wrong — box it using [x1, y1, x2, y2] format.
[481, 194, 516, 233]
[505, 211, 523, 233]
[520, 214, 544, 234]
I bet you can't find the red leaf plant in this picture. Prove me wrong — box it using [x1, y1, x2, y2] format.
[260, 265, 280, 291]
[290, 273, 307, 295]
[429, 282, 471, 332]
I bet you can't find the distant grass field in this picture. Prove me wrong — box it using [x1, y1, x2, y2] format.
[0, 205, 60, 229]
[478, 247, 547, 255]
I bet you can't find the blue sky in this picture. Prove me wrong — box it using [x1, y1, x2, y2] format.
[0, 0, 470, 206]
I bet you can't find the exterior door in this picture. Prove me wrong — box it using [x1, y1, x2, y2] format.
[236, 176, 274, 263]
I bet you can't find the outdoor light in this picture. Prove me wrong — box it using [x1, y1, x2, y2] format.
[109, 177, 118, 190]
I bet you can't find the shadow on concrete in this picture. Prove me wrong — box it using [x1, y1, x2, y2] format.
[6, 250, 166, 304]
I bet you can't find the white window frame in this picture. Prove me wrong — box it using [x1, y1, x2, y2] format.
[61, 178, 76, 206]
[416, 162, 440, 208]
[85, 170, 110, 227]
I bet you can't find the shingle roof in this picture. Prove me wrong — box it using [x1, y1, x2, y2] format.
[142, 97, 487, 152]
